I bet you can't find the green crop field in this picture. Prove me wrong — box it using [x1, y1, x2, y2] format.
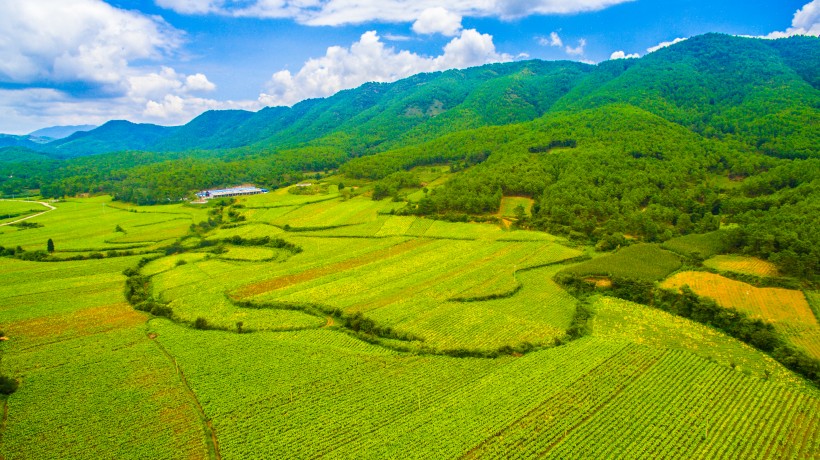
[1, 29, 819, 459]
[661, 231, 728, 259]
[559, 243, 682, 281]
[0, 256, 209, 459]
[0, 190, 817, 459]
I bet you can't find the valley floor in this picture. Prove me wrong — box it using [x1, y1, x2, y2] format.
[0, 192, 817, 459]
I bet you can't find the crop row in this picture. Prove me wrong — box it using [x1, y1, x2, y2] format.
[544, 349, 819, 459]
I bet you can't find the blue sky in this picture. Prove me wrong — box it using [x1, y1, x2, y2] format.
[0, 0, 817, 134]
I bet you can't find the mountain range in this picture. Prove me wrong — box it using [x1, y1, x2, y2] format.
[1, 33, 816, 161]
[0, 32, 817, 280]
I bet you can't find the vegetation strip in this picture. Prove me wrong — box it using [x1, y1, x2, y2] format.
[148, 330, 221, 460]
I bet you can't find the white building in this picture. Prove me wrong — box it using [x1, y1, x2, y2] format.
[196, 186, 268, 200]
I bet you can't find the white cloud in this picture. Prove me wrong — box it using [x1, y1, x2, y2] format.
[185, 73, 217, 92]
[156, 0, 635, 24]
[259, 29, 512, 107]
[610, 50, 640, 60]
[565, 39, 587, 56]
[0, 0, 182, 90]
[538, 31, 564, 47]
[155, 0, 221, 14]
[646, 37, 687, 53]
[764, 0, 820, 38]
[0, 85, 259, 133]
[383, 33, 413, 41]
[412, 8, 463, 36]
[0, 0, 242, 132]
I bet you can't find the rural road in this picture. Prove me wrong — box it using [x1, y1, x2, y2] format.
[0, 199, 56, 226]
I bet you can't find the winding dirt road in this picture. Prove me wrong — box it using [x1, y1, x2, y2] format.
[0, 200, 56, 226]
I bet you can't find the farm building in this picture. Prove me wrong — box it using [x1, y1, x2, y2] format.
[196, 186, 268, 200]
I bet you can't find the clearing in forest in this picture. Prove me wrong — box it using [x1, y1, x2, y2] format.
[661, 231, 727, 258]
[498, 196, 534, 218]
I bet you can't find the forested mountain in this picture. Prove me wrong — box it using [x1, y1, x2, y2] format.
[28, 124, 96, 140]
[0, 134, 49, 149]
[45, 120, 178, 158]
[11, 34, 817, 161]
[0, 33, 817, 278]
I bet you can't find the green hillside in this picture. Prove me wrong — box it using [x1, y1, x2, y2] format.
[0, 33, 819, 458]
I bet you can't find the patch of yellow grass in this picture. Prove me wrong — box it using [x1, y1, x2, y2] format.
[704, 255, 779, 277]
[662, 271, 820, 359]
[662, 271, 811, 323]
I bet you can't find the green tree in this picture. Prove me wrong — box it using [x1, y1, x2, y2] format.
[46, 238, 55, 253]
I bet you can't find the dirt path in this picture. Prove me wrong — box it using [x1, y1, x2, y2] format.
[149, 333, 222, 460]
[0, 200, 56, 227]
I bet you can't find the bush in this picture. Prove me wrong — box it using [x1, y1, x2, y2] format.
[0, 375, 18, 395]
[194, 317, 209, 330]
[150, 305, 173, 318]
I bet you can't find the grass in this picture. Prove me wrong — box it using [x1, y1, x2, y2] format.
[0, 200, 46, 225]
[151, 319, 820, 459]
[662, 271, 820, 360]
[498, 196, 534, 218]
[704, 254, 780, 277]
[0, 198, 206, 252]
[0, 256, 208, 459]
[1, 193, 818, 459]
[560, 243, 682, 281]
[661, 230, 727, 258]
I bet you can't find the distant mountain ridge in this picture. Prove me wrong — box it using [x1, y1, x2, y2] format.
[29, 125, 97, 140]
[5, 33, 819, 161]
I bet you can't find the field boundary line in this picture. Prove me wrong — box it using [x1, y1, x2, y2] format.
[148, 331, 222, 460]
[0, 200, 56, 227]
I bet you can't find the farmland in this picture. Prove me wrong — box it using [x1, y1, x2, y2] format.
[704, 254, 780, 277]
[662, 272, 820, 360]
[0, 191, 818, 459]
[559, 243, 682, 281]
[0, 200, 48, 225]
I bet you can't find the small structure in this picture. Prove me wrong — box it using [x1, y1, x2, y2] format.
[196, 186, 268, 200]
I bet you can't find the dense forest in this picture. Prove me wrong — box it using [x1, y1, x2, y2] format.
[0, 33, 817, 280]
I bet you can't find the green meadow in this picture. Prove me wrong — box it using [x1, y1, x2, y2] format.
[0, 191, 817, 459]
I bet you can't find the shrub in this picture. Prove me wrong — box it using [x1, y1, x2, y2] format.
[194, 317, 209, 330]
[0, 375, 18, 395]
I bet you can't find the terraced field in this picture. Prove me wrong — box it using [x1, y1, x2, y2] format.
[704, 255, 780, 277]
[0, 193, 817, 459]
[662, 271, 820, 360]
[0, 257, 208, 459]
[152, 320, 820, 459]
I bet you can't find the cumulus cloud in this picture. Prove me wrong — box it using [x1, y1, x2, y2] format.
[610, 50, 640, 60]
[412, 8, 463, 36]
[538, 31, 564, 47]
[565, 39, 587, 56]
[0, 0, 241, 132]
[0, 0, 182, 90]
[259, 29, 512, 107]
[764, 0, 820, 38]
[155, 0, 635, 24]
[155, 0, 221, 15]
[646, 37, 688, 53]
